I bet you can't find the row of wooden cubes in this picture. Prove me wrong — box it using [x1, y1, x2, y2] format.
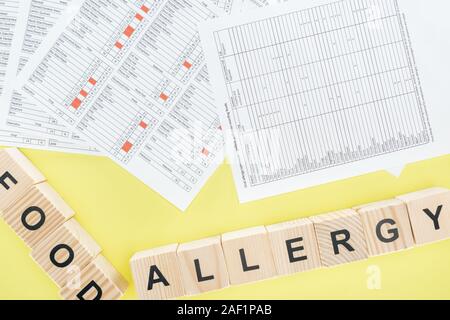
[0, 148, 128, 299]
[131, 187, 450, 300]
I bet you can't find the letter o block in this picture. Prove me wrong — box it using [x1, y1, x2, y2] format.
[60, 255, 128, 300]
[130, 244, 185, 300]
[355, 199, 414, 256]
[31, 219, 101, 288]
[311, 210, 368, 267]
[2, 183, 75, 249]
[0, 148, 45, 213]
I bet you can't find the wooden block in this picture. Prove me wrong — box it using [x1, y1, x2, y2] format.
[355, 199, 415, 256]
[177, 236, 229, 295]
[311, 209, 368, 267]
[31, 219, 102, 288]
[60, 255, 128, 300]
[221, 226, 276, 285]
[0, 148, 45, 213]
[130, 244, 185, 300]
[266, 218, 322, 276]
[2, 182, 75, 249]
[397, 188, 450, 245]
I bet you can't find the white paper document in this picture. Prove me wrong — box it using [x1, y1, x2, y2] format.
[200, 0, 450, 202]
[14, 0, 230, 210]
[0, 0, 99, 155]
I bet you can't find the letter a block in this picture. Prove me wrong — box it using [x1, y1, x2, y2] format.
[397, 188, 450, 245]
[177, 236, 229, 295]
[266, 218, 322, 276]
[130, 244, 185, 300]
[60, 255, 128, 300]
[311, 210, 368, 267]
[221, 227, 276, 286]
[2, 183, 75, 249]
[356, 199, 414, 256]
[31, 219, 101, 288]
[0, 148, 45, 213]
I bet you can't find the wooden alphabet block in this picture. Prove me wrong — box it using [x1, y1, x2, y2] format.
[0, 148, 45, 213]
[266, 218, 322, 276]
[60, 255, 128, 300]
[31, 219, 102, 288]
[397, 188, 450, 245]
[355, 199, 414, 256]
[2, 183, 75, 249]
[177, 236, 229, 295]
[221, 227, 276, 285]
[311, 209, 368, 267]
[130, 244, 185, 300]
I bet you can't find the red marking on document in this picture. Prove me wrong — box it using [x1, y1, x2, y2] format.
[183, 60, 192, 69]
[135, 13, 144, 21]
[160, 93, 169, 101]
[141, 5, 150, 13]
[124, 26, 135, 38]
[88, 78, 97, 85]
[202, 148, 210, 156]
[80, 90, 88, 98]
[115, 41, 124, 49]
[122, 141, 133, 153]
[71, 98, 81, 109]
[139, 121, 148, 129]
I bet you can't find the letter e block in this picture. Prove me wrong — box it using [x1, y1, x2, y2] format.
[31, 219, 102, 288]
[311, 209, 368, 267]
[2, 183, 75, 249]
[60, 255, 128, 300]
[0, 148, 45, 212]
[177, 236, 229, 295]
[130, 244, 185, 300]
[266, 218, 322, 275]
[221, 227, 276, 285]
[397, 188, 450, 245]
[356, 199, 414, 256]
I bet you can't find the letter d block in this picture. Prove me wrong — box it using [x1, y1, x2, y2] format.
[356, 199, 414, 256]
[221, 227, 276, 286]
[2, 183, 75, 248]
[31, 219, 102, 288]
[0, 148, 45, 213]
[311, 209, 368, 267]
[60, 255, 128, 300]
[130, 244, 185, 300]
[177, 236, 229, 295]
[397, 188, 450, 245]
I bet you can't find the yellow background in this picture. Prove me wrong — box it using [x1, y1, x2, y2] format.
[1, 147, 450, 300]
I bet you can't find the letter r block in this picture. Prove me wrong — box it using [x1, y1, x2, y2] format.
[2, 182, 75, 249]
[311, 209, 368, 267]
[221, 227, 276, 285]
[0, 148, 45, 213]
[397, 188, 450, 245]
[355, 199, 414, 256]
[60, 255, 128, 300]
[130, 244, 185, 300]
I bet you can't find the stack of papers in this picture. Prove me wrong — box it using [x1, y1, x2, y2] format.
[1, 0, 449, 210]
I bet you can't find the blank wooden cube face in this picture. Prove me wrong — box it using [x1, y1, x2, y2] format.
[2, 183, 75, 248]
[31, 219, 101, 288]
[312, 210, 368, 267]
[60, 255, 128, 300]
[221, 227, 276, 285]
[267, 218, 321, 276]
[397, 188, 450, 245]
[130, 244, 185, 300]
[356, 199, 414, 256]
[0, 148, 45, 212]
[177, 236, 229, 295]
